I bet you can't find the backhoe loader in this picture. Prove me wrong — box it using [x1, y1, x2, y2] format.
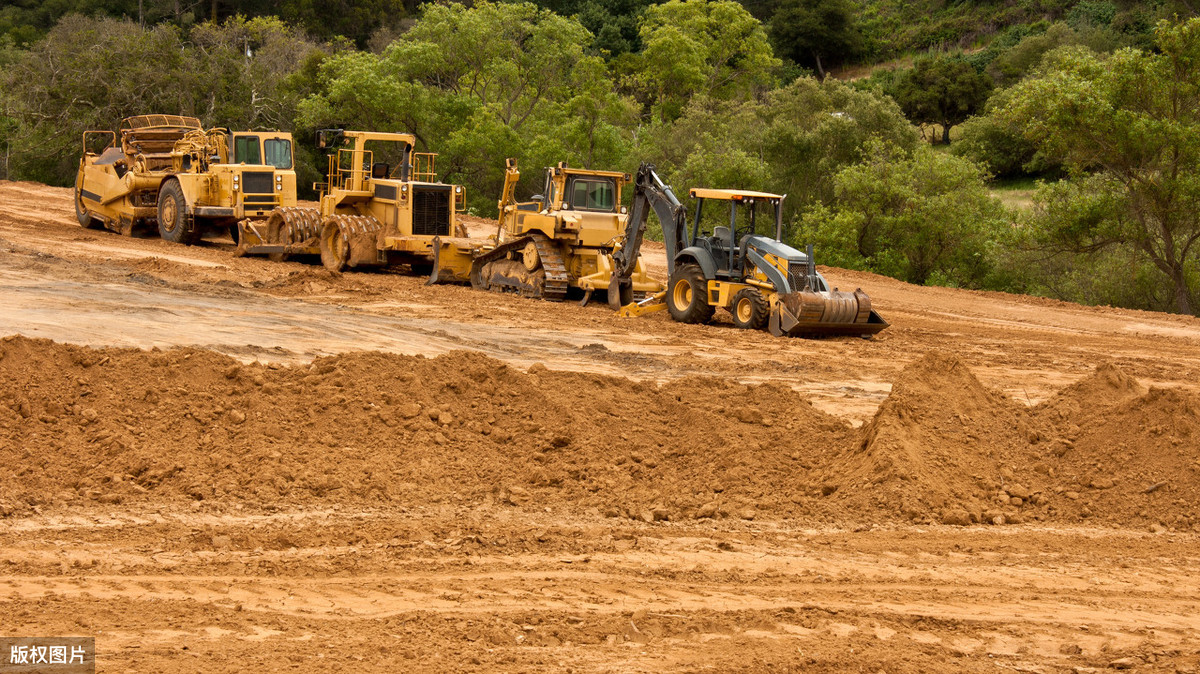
[430, 158, 662, 307]
[235, 129, 478, 281]
[619, 163, 888, 337]
[75, 114, 297, 243]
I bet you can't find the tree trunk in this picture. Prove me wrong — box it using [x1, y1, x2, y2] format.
[1171, 264, 1193, 314]
[941, 124, 952, 144]
[211, 0, 218, 22]
[812, 52, 826, 81]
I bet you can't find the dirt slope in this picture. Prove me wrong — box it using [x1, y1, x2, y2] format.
[3, 337, 1196, 531]
[2, 180, 1200, 673]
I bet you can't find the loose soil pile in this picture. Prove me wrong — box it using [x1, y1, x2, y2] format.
[1, 337, 1197, 529]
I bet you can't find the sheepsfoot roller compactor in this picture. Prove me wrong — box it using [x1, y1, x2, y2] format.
[619, 163, 888, 337]
[431, 158, 663, 308]
[76, 114, 297, 243]
[236, 129, 476, 281]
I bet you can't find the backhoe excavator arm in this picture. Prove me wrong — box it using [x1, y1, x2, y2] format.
[618, 162, 688, 279]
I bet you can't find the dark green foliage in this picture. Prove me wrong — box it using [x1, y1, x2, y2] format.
[521, 0, 655, 56]
[0, 15, 322, 185]
[894, 55, 992, 144]
[799, 140, 1007, 287]
[998, 19, 1200, 314]
[767, 0, 862, 79]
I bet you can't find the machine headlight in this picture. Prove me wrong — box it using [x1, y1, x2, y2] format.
[276, 184, 282, 191]
[455, 186, 462, 194]
[620, 206, 627, 214]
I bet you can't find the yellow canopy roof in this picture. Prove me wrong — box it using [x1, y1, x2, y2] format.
[689, 188, 783, 201]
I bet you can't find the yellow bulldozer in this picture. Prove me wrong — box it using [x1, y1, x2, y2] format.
[619, 163, 888, 337]
[75, 114, 297, 243]
[235, 129, 477, 280]
[430, 158, 662, 308]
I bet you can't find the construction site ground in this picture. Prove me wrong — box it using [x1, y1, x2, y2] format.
[1, 179, 1198, 672]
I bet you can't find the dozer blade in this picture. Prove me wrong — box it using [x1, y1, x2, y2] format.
[769, 288, 889, 338]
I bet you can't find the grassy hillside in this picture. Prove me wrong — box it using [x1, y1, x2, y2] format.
[851, 0, 1181, 60]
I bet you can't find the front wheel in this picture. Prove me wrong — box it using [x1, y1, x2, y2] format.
[666, 263, 715, 324]
[731, 287, 769, 330]
[157, 181, 196, 244]
[74, 178, 101, 229]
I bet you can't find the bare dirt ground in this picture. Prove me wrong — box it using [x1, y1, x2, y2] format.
[1, 179, 1199, 672]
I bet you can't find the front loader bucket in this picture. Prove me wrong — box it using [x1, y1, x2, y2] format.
[768, 288, 889, 338]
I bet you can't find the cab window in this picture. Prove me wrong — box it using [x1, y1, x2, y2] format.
[568, 178, 615, 211]
[264, 138, 293, 170]
[233, 136, 261, 165]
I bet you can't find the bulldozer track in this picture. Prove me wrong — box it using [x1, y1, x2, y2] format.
[470, 231, 569, 301]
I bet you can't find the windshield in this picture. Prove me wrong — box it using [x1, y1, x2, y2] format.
[568, 178, 615, 211]
[233, 136, 260, 165]
[263, 138, 292, 170]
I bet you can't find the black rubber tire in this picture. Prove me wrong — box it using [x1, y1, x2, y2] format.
[228, 223, 240, 245]
[156, 180, 196, 244]
[319, 220, 349, 272]
[731, 287, 769, 330]
[410, 262, 434, 276]
[74, 180, 101, 229]
[666, 263, 715, 324]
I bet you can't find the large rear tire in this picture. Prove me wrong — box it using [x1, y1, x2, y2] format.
[157, 180, 196, 244]
[731, 287, 769, 330]
[666, 263, 715, 324]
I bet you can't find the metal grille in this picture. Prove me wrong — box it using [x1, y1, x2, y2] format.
[412, 187, 451, 236]
[241, 171, 274, 194]
[787, 262, 825, 292]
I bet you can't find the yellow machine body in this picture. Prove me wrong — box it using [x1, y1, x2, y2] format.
[454, 159, 664, 304]
[75, 115, 297, 243]
[236, 129, 477, 279]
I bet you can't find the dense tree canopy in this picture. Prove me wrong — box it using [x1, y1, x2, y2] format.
[4, 0, 1200, 317]
[635, 0, 779, 122]
[801, 140, 1005, 286]
[297, 1, 634, 211]
[767, 0, 861, 80]
[894, 55, 992, 144]
[997, 19, 1200, 314]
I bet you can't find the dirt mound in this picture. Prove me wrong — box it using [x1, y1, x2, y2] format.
[1045, 384, 1200, 528]
[2, 337, 1196, 529]
[0, 336, 851, 521]
[822, 351, 1039, 524]
[1036, 361, 1148, 422]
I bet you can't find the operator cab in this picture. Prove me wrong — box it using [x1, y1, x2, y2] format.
[535, 164, 630, 215]
[229, 133, 293, 169]
[686, 188, 828, 292]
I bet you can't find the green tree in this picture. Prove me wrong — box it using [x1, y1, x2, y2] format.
[0, 15, 321, 185]
[997, 19, 1200, 314]
[635, 0, 779, 122]
[767, 0, 861, 80]
[800, 140, 1005, 287]
[894, 54, 992, 144]
[638, 77, 918, 232]
[298, 1, 632, 213]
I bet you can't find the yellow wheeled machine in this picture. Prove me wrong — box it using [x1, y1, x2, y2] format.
[75, 114, 297, 243]
[236, 129, 478, 281]
[435, 158, 662, 307]
[619, 163, 888, 337]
